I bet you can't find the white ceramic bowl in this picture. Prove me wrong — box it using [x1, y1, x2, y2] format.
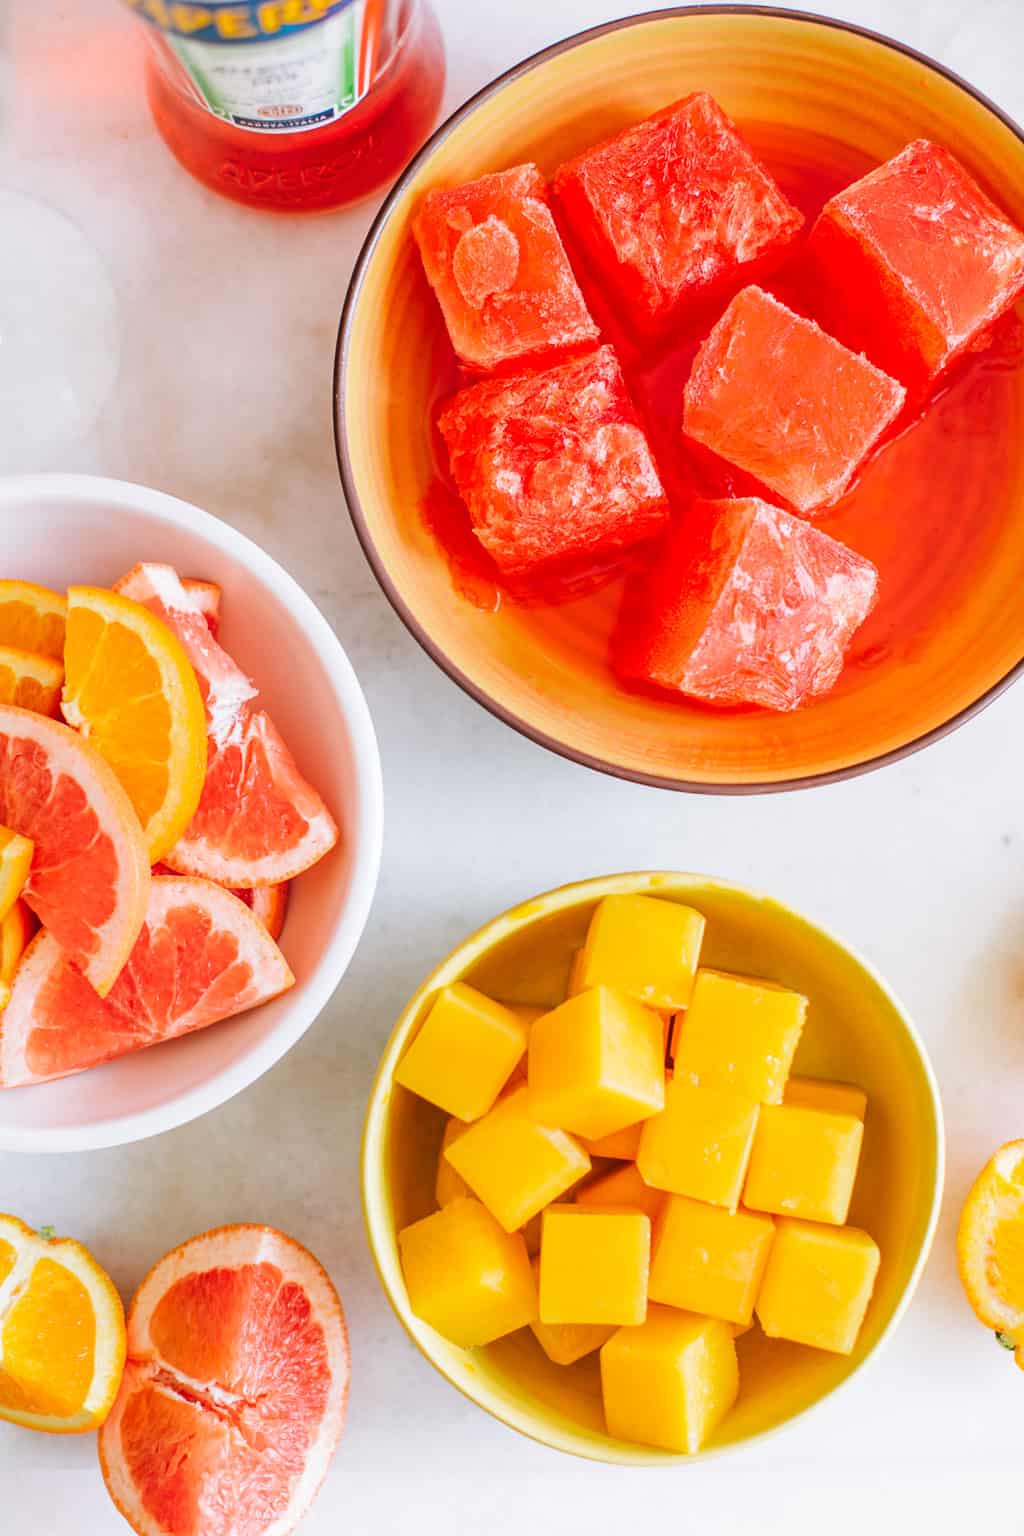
[0, 474, 383, 1153]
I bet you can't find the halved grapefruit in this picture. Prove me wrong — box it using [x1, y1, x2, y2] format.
[0, 704, 149, 995]
[0, 876, 294, 1087]
[98, 1224, 349, 1536]
[115, 564, 338, 888]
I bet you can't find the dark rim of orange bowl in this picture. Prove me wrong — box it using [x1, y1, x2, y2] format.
[334, 4, 1024, 796]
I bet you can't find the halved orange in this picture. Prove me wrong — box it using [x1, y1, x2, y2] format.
[99, 1224, 348, 1536]
[0, 705, 149, 996]
[0, 875, 294, 1086]
[0, 826, 33, 924]
[957, 1140, 1024, 1370]
[0, 1212, 126, 1433]
[62, 587, 208, 864]
[0, 900, 34, 1010]
[0, 646, 63, 716]
[0, 580, 66, 659]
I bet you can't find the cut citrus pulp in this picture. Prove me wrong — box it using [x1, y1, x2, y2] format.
[958, 1140, 1024, 1370]
[0, 580, 66, 659]
[62, 587, 208, 864]
[154, 864, 290, 942]
[0, 825, 33, 924]
[0, 1212, 126, 1433]
[0, 705, 149, 995]
[0, 900, 34, 1010]
[115, 564, 339, 887]
[0, 875, 294, 1087]
[181, 578, 221, 636]
[0, 645, 63, 716]
[98, 1224, 349, 1536]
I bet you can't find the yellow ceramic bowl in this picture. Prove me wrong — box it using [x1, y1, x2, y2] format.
[362, 871, 944, 1463]
[336, 7, 1024, 792]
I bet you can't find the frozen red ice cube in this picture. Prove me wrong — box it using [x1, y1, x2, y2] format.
[413, 163, 599, 372]
[615, 496, 879, 712]
[682, 286, 906, 515]
[438, 345, 669, 576]
[553, 92, 803, 341]
[806, 139, 1024, 390]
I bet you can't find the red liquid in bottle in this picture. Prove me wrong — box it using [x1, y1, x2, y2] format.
[134, 0, 444, 213]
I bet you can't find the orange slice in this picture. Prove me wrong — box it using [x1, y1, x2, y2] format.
[0, 1212, 126, 1433]
[0, 826, 33, 924]
[0, 900, 34, 1010]
[0, 705, 149, 995]
[62, 587, 208, 864]
[0, 580, 66, 659]
[99, 1224, 348, 1536]
[0, 875, 294, 1086]
[0, 646, 63, 716]
[115, 563, 338, 886]
[958, 1139, 1024, 1370]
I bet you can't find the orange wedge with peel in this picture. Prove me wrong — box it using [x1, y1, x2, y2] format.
[99, 1224, 348, 1536]
[958, 1139, 1024, 1370]
[0, 579, 66, 659]
[0, 826, 33, 924]
[0, 705, 149, 995]
[0, 1212, 126, 1433]
[0, 900, 34, 1009]
[0, 646, 63, 716]
[62, 587, 208, 864]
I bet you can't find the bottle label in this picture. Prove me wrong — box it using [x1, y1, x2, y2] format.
[124, 0, 382, 133]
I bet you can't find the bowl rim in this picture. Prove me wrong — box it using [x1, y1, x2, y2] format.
[334, 3, 1024, 796]
[0, 472, 384, 1153]
[361, 868, 946, 1465]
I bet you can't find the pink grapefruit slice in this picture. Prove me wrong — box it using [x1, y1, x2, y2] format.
[98, 1224, 349, 1536]
[115, 564, 339, 888]
[153, 864, 290, 942]
[0, 704, 149, 996]
[181, 578, 221, 636]
[0, 876, 294, 1087]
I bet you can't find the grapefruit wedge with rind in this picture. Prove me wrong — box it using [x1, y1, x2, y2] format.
[0, 1212, 126, 1434]
[0, 704, 149, 996]
[958, 1139, 1024, 1371]
[154, 864, 290, 942]
[181, 578, 221, 636]
[0, 876, 294, 1087]
[62, 587, 208, 863]
[99, 1224, 349, 1536]
[115, 563, 339, 888]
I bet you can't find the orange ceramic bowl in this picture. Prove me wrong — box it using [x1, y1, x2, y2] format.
[335, 8, 1024, 791]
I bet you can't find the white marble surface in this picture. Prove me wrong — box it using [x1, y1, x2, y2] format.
[2, 0, 1023, 1529]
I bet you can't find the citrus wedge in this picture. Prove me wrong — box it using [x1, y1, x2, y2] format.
[62, 587, 208, 864]
[0, 646, 63, 716]
[0, 580, 66, 659]
[0, 875, 294, 1086]
[0, 705, 149, 995]
[958, 1140, 1024, 1370]
[115, 563, 338, 887]
[154, 864, 290, 941]
[0, 1212, 126, 1433]
[182, 577, 221, 636]
[99, 1224, 348, 1536]
[0, 900, 34, 1010]
[0, 826, 33, 924]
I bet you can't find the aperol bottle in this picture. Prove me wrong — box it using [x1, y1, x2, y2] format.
[122, 1, 445, 213]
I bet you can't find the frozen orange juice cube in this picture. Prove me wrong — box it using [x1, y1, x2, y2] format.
[445, 1086, 591, 1232]
[756, 1218, 880, 1354]
[529, 1259, 616, 1365]
[577, 895, 705, 1012]
[576, 1161, 666, 1223]
[394, 983, 528, 1122]
[744, 1104, 864, 1225]
[649, 1195, 775, 1325]
[435, 1117, 471, 1206]
[582, 1122, 644, 1160]
[600, 1307, 738, 1453]
[785, 1076, 867, 1120]
[528, 987, 665, 1140]
[638, 1079, 760, 1209]
[398, 1197, 537, 1348]
[539, 1205, 650, 1326]
[674, 968, 806, 1104]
